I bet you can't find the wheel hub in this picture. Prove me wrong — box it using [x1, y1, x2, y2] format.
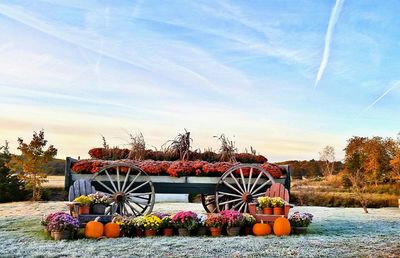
[114, 192, 126, 203]
[242, 192, 253, 203]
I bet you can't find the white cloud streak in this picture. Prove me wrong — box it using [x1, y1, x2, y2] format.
[314, 0, 344, 89]
[362, 81, 400, 112]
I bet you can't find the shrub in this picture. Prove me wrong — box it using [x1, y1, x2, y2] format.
[0, 141, 27, 203]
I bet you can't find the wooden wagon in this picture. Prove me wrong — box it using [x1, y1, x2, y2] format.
[65, 157, 291, 216]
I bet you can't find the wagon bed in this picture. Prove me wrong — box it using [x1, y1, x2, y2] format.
[65, 157, 291, 215]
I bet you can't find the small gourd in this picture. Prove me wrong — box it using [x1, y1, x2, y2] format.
[273, 217, 291, 236]
[104, 218, 120, 238]
[252, 220, 271, 236]
[85, 217, 104, 238]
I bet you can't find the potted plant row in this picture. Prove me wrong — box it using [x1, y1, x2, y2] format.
[113, 211, 257, 237]
[257, 197, 285, 215]
[73, 192, 111, 215]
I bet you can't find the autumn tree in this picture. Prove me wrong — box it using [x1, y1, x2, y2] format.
[344, 136, 393, 185]
[345, 150, 369, 213]
[319, 145, 336, 177]
[7, 130, 57, 201]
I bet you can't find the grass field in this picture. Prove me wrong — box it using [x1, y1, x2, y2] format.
[0, 202, 399, 257]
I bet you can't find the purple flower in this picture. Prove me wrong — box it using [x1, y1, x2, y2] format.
[47, 212, 80, 231]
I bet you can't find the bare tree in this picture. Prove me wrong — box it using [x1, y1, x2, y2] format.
[319, 145, 336, 177]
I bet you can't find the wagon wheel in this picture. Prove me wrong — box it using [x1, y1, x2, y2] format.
[91, 163, 155, 216]
[215, 164, 275, 213]
[201, 194, 231, 213]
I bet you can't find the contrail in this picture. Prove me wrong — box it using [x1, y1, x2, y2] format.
[314, 0, 344, 89]
[362, 81, 400, 112]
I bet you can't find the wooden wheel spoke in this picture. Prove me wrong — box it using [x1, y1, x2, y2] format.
[222, 180, 244, 196]
[127, 197, 151, 206]
[229, 173, 245, 193]
[252, 192, 266, 198]
[121, 167, 131, 192]
[237, 202, 245, 212]
[127, 192, 153, 197]
[126, 181, 149, 195]
[124, 172, 142, 192]
[105, 169, 118, 192]
[205, 200, 215, 206]
[249, 172, 263, 193]
[125, 202, 139, 216]
[251, 180, 271, 195]
[218, 191, 242, 198]
[247, 167, 253, 192]
[94, 177, 115, 194]
[232, 201, 244, 210]
[244, 203, 248, 213]
[218, 197, 242, 206]
[239, 168, 247, 192]
[116, 166, 121, 191]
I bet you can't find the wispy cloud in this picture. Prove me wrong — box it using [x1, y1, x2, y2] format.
[314, 0, 344, 89]
[362, 80, 400, 113]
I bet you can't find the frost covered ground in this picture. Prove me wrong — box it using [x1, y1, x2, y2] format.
[0, 202, 399, 258]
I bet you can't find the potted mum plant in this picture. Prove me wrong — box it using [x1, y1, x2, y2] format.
[114, 215, 134, 237]
[257, 196, 273, 215]
[270, 197, 285, 215]
[160, 216, 174, 236]
[73, 195, 93, 215]
[47, 212, 80, 240]
[41, 211, 65, 236]
[196, 213, 208, 236]
[143, 214, 162, 237]
[242, 213, 256, 235]
[289, 211, 314, 234]
[171, 211, 198, 236]
[88, 192, 110, 215]
[205, 213, 226, 237]
[220, 210, 244, 236]
[132, 216, 147, 237]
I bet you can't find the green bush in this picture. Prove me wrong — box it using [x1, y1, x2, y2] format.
[0, 143, 27, 202]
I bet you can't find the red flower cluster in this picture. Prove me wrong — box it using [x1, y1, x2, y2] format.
[260, 163, 284, 179]
[71, 160, 283, 178]
[235, 153, 268, 163]
[88, 147, 130, 160]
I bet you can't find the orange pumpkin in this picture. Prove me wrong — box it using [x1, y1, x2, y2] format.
[85, 217, 104, 239]
[252, 220, 271, 236]
[104, 218, 120, 238]
[273, 217, 291, 236]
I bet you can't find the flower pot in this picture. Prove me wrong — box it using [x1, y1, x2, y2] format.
[226, 227, 240, 236]
[92, 204, 106, 215]
[79, 204, 90, 215]
[249, 203, 257, 214]
[145, 229, 157, 237]
[197, 226, 207, 236]
[273, 207, 283, 215]
[163, 228, 174, 236]
[210, 227, 222, 237]
[263, 207, 273, 215]
[178, 228, 189, 236]
[292, 227, 308, 234]
[135, 228, 144, 237]
[244, 226, 253, 235]
[52, 230, 70, 240]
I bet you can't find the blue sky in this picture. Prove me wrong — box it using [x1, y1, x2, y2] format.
[0, 0, 399, 161]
